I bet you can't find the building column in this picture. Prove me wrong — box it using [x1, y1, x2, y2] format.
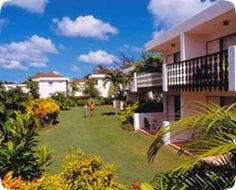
[228, 46, 236, 91]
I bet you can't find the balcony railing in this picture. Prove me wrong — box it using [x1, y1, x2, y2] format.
[166, 50, 228, 92]
[137, 72, 162, 88]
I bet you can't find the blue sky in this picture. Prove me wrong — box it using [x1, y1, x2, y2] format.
[0, 0, 216, 82]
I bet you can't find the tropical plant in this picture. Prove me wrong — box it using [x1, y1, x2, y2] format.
[83, 79, 100, 98]
[147, 102, 236, 190]
[2, 87, 29, 113]
[26, 78, 39, 99]
[5, 148, 128, 190]
[120, 102, 139, 125]
[134, 52, 163, 73]
[28, 98, 60, 126]
[103, 71, 127, 100]
[0, 111, 52, 181]
[70, 79, 78, 97]
[51, 92, 71, 110]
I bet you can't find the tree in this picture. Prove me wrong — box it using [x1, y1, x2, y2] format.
[134, 52, 163, 73]
[70, 79, 78, 97]
[83, 79, 100, 98]
[147, 102, 236, 189]
[26, 78, 39, 99]
[103, 71, 127, 100]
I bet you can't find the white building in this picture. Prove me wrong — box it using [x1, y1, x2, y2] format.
[87, 69, 111, 98]
[32, 72, 70, 98]
[144, 0, 236, 142]
[2, 82, 29, 93]
[74, 79, 86, 97]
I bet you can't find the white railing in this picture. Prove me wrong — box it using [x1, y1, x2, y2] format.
[137, 72, 162, 88]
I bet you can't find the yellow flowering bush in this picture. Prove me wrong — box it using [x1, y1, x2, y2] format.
[120, 102, 139, 125]
[28, 98, 60, 127]
[3, 149, 128, 190]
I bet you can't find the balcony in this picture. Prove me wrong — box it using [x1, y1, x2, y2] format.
[166, 50, 229, 92]
[137, 72, 162, 88]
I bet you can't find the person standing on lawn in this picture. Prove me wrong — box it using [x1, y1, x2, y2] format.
[90, 102, 95, 117]
[83, 104, 89, 118]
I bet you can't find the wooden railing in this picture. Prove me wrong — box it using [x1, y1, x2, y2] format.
[166, 50, 229, 91]
[137, 72, 162, 88]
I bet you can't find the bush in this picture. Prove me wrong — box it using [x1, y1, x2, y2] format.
[0, 112, 52, 181]
[3, 148, 128, 190]
[120, 102, 139, 125]
[28, 98, 60, 127]
[51, 92, 71, 110]
[120, 123, 134, 131]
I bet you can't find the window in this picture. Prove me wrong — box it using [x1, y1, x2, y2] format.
[95, 80, 98, 85]
[48, 81, 53, 86]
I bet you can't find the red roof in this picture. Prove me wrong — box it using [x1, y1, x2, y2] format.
[32, 72, 64, 79]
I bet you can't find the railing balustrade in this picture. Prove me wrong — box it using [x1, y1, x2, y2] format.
[166, 50, 228, 91]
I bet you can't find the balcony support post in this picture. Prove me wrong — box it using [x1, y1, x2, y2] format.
[163, 63, 168, 92]
[228, 46, 236, 91]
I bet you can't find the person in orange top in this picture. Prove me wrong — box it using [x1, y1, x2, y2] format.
[90, 102, 95, 117]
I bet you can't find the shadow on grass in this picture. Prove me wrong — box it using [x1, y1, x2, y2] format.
[102, 112, 116, 116]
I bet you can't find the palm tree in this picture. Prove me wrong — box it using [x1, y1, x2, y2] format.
[103, 71, 127, 100]
[103, 71, 127, 115]
[147, 102, 236, 190]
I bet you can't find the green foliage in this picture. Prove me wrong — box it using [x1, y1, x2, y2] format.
[134, 52, 163, 73]
[0, 111, 52, 181]
[26, 78, 39, 99]
[20, 148, 127, 190]
[70, 80, 78, 97]
[1, 87, 29, 113]
[120, 123, 134, 131]
[120, 102, 139, 125]
[52, 92, 71, 110]
[104, 71, 127, 100]
[84, 79, 100, 98]
[27, 98, 60, 127]
[147, 102, 236, 189]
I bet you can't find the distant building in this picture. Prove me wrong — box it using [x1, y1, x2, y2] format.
[87, 67, 111, 98]
[2, 82, 29, 93]
[32, 72, 70, 98]
[74, 79, 86, 97]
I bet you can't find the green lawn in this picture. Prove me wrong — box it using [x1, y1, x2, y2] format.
[38, 105, 186, 185]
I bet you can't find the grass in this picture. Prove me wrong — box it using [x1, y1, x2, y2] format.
[38, 105, 187, 185]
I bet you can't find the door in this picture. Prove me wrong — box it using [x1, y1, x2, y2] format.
[174, 95, 181, 120]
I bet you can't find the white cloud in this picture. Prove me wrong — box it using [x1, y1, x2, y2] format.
[78, 50, 117, 65]
[0, 35, 58, 70]
[119, 44, 143, 53]
[7, 0, 48, 14]
[152, 30, 166, 39]
[2, 60, 27, 70]
[53, 15, 118, 40]
[148, 0, 216, 35]
[70, 65, 80, 72]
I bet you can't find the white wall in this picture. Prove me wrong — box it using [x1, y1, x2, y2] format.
[35, 78, 69, 98]
[89, 74, 111, 98]
[134, 112, 166, 131]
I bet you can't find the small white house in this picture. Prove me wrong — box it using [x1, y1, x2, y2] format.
[87, 69, 111, 98]
[32, 72, 70, 98]
[74, 79, 86, 97]
[3, 82, 29, 93]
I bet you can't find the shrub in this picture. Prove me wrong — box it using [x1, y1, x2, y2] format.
[61, 148, 122, 190]
[51, 92, 71, 110]
[28, 98, 60, 127]
[0, 112, 52, 181]
[120, 123, 134, 131]
[3, 148, 128, 190]
[120, 102, 139, 125]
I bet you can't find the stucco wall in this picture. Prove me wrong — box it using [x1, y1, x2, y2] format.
[38, 80, 68, 98]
